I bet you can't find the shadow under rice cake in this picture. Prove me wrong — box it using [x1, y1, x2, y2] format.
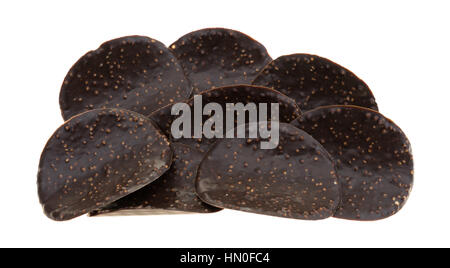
[90, 142, 221, 216]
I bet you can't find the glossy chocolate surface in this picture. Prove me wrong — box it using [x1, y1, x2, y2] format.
[60, 36, 191, 120]
[252, 54, 378, 111]
[292, 105, 413, 220]
[37, 108, 172, 221]
[170, 28, 272, 94]
[196, 123, 340, 220]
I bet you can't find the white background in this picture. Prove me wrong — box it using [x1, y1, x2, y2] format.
[1, 0, 449, 248]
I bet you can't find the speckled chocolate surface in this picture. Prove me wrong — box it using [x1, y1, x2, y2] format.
[90, 143, 221, 215]
[59, 36, 191, 120]
[195, 123, 340, 220]
[252, 54, 378, 111]
[150, 85, 301, 153]
[292, 105, 413, 220]
[38, 30, 415, 222]
[37, 108, 172, 221]
[170, 28, 272, 94]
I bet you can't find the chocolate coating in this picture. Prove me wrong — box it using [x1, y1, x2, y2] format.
[170, 28, 272, 94]
[252, 54, 378, 111]
[150, 85, 301, 153]
[196, 123, 340, 220]
[90, 143, 221, 215]
[292, 105, 413, 220]
[60, 36, 191, 120]
[37, 108, 172, 221]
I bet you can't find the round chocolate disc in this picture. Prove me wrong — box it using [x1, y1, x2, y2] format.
[170, 28, 272, 94]
[196, 123, 340, 220]
[38, 108, 173, 221]
[90, 143, 221, 215]
[252, 54, 378, 111]
[292, 105, 413, 220]
[60, 36, 191, 120]
[150, 85, 301, 153]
